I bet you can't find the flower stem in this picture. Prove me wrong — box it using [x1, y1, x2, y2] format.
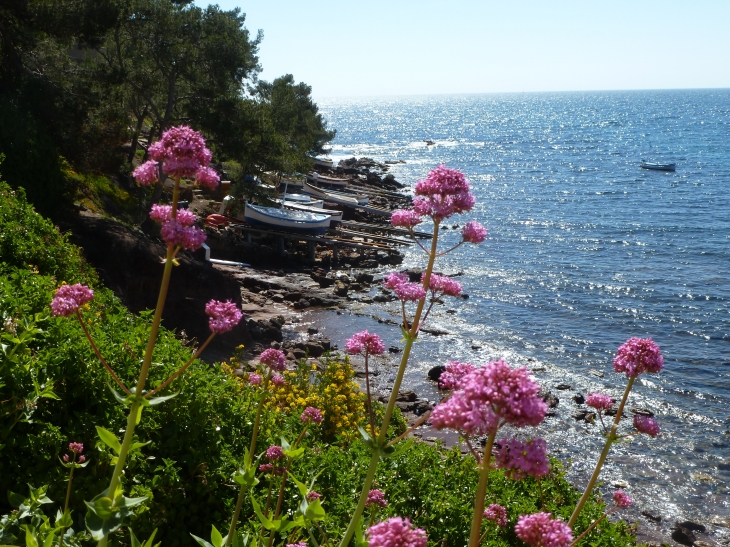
[468, 430, 497, 547]
[97, 178, 180, 547]
[225, 374, 270, 546]
[338, 223, 441, 547]
[75, 311, 131, 395]
[363, 352, 376, 437]
[571, 507, 616, 545]
[145, 332, 216, 398]
[568, 377, 635, 528]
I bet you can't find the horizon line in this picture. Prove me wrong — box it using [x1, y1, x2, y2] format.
[313, 86, 730, 101]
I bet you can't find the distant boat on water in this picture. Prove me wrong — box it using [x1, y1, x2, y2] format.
[243, 202, 331, 234]
[640, 160, 676, 172]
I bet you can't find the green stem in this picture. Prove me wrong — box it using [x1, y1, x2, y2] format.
[60, 464, 75, 547]
[225, 374, 270, 546]
[567, 377, 635, 528]
[468, 430, 497, 547]
[338, 222, 441, 547]
[571, 506, 616, 546]
[97, 179, 181, 547]
[145, 333, 215, 398]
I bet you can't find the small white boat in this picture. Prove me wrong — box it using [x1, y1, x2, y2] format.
[278, 193, 324, 207]
[243, 202, 331, 234]
[280, 200, 344, 223]
[302, 181, 369, 206]
[307, 172, 349, 188]
[640, 161, 676, 172]
[312, 157, 334, 169]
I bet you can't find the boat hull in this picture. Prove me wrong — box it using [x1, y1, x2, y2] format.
[640, 162, 676, 172]
[243, 203, 331, 234]
[307, 173, 349, 188]
[302, 181, 369, 206]
[281, 201, 343, 222]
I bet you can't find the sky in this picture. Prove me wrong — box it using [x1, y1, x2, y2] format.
[194, 0, 730, 98]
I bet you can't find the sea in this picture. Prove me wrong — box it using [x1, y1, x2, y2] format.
[301, 89, 730, 533]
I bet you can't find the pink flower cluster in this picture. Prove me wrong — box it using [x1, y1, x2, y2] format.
[135, 126, 218, 186]
[462, 220, 488, 244]
[63, 442, 86, 463]
[633, 414, 660, 437]
[613, 337, 664, 378]
[306, 491, 321, 502]
[272, 374, 286, 387]
[383, 272, 426, 302]
[425, 273, 462, 298]
[149, 204, 195, 226]
[438, 361, 475, 390]
[430, 360, 547, 436]
[259, 348, 287, 372]
[205, 300, 242, 334]
[265, 445, 284, 460]
[391, 209, 423, 229]
[148, 204, 206, 250]
[346, 330, 386, 356]
[365, 489, 388, 508]
[483, 504, 508, 528]
[300, 406, 323, 424]
[366, 517, 427, 547]
[51, 284, 94, 317]
[69, 442, 84, 454]
[514, 513, 573, 547]
[248, 373, 262, 385]
[612, 489, 632, 507]
[412, 165, 475, 221]
[585, 393, 614, 411]
[286, 542, 307, 547]
[494, 438, 550, 480]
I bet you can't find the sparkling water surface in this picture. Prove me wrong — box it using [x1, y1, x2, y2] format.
[306, 90, 730, 530]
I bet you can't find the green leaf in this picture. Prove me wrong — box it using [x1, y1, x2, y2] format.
[304, 499, 326, 522]
[210, 525, 224, 547]
[250, 496, 275, 530]
[283, 446, 304, 460]
[190, 534, 215, 547]
[288, 473, 308, 498]
[8, 490, 25, 508]
[232, 466, 258, 488]
[146, 392, 178, 406]
[96, 426, 122, 455]
[42, 530, 57, 547]
[129, 441, 152, 454]
[56, 509, 72, 529]
[280, 436, 290, 451]
[23, 525, 39, 547]
[382, 438, 414, 460]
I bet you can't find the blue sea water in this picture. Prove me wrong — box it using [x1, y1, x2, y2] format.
[310, 90, 730, 530]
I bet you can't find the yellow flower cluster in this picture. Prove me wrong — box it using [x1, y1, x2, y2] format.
[268, 360, 366, 441]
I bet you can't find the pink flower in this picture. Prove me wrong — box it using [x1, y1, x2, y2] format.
[515, 513, 573, 547]
[462, 220, 487, 244]
[78, 455, 86, 463]
[271, 374, 286, 387]
[430, 360, 547, 435]
[148, 126, 212, 179]
[286, 543, 306, 547]
[196, 166, 220, 189]
[391, 209, 423, 228]
[150, 204, 172, 223]
[205, 300, 242, 334]
[300, 407, 323, 424]
[346, 331, 386, 356]
[633, 414, 660, 437]
[259, 348, 287, 372]
[51, 284, 94, 317]
[585, 393, 614, 411]
[133, 160, 159, 186]
[265, 445, 284, 460]
[62, 454, 69, 462]
[484, 504, 508, 527]
[365, 489, 387, 508]
[306, 491, 321, 502]
[425, 273, 462, 298]
[68, 442, 84, 454]
[612, 490, 632, 507]
[366, 517, 427, 547]
[248, 373, 262, 385]
[411, 165, 476, 221]
[494, 438, 550, 480]
[394, 282, 427, 302]
[613, 337, 664, 378]
[160, 220, 206, 250]
[259, 463, 273, 474]
[383, 272, 409, 291]
[438, 361, 476, 390]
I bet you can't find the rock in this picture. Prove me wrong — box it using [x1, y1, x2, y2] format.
[428, 365, 446, 383]
[572, 410, 590, 421]
[397, 391, 417, 403]
[555, 384, 572, 390]
[629, 407, 655, 417]
[413, 400, 433, 415]
[710, 515, 730, 528]
[573, 394, 585, 405]
[284, 291, 303, 302]
[334, 282, 348, 297]
[395, 401, 415, 412]
[388, 346, 401, 354]
[286, 352, 296, 361]
[471, 345, 481, 350]
[402, 268, 423, 282]
[589, 369, 605, 378]
[272, 294, 284, 303]
[641, 510, 662, 523]
[539, 390, 559, 408]
[307, 327, 319, 334]
[320, 339, 331, 351]
[694, 541, 715, 547]
[373, 295, 391, 303]
[677, 521, 706, 533]
[356, 272, 375, 284]
[305, 342, 324, 358]
[292, 348, 306, 359]
[293, 299, 310, 309]
[671, 527, 696, 546]
[691, 471, 715, 483]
